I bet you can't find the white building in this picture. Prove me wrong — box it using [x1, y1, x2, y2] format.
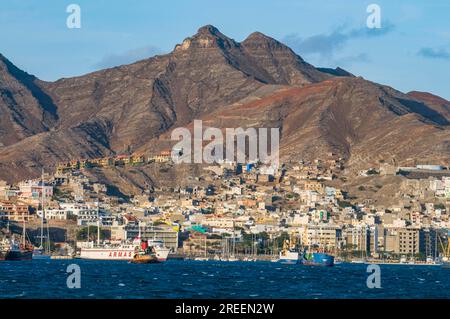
[59, 202, 99, 225]
[37, 208, 68, 220]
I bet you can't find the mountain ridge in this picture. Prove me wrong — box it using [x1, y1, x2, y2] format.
[0, 25, 449, 190]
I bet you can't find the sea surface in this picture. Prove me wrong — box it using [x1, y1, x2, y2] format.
[0, 260, 449, 299]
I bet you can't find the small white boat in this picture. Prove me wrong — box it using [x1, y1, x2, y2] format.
[270, 258, 279, 263]
[194, 257, 209, 261]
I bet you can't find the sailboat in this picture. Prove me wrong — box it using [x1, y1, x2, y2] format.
[5, 219, 33, 260]
[439, 230, 450, 268]
[351, 226, 367, 264]
[33, 170, 52, 260]
[227, 222, 238, 261]
[226, 227, 238, 261]
[194, 235, 209, 261]
[270, 239, 279, 262]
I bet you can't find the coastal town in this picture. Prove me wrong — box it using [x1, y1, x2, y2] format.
[1, 150, 450, 264]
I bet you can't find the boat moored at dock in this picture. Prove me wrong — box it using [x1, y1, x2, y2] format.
[79, 238, 170, 262]
[278, 238, 335, 266]
[301, 252, 334, 267]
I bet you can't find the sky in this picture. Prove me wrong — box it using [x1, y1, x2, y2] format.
[0, 0, 449, 99]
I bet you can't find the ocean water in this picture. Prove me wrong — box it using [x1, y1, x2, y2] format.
[0, 260, 449, 299]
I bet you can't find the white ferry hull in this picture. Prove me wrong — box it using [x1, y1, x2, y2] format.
[80, 246, 170, 262]
[80, 248, 135, 260]
[155, 247, 170, 262]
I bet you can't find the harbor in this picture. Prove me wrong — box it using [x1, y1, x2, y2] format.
[1, 259, 450, 299]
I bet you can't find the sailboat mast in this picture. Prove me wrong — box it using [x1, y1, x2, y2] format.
[97, 219, 100, 246]
[96, 201, 100, 246]
[22, 219, 26, 246]
[40, 168, 44, 248]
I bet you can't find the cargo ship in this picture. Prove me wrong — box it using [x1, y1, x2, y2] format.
[301, 251, 334, 267]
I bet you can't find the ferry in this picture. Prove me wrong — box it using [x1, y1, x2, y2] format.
[79, 238, 170, 262]
[79, 220, 170, 262]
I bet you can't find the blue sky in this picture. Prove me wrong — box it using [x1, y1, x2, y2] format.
[1, 0, 449, 99]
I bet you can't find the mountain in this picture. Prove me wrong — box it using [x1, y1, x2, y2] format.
[0, 25, 449, 191]
[407, 91, 450, 122]
[0, 54, 58, 147]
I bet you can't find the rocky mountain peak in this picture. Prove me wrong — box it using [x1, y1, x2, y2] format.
[196, 24, 221, 36]
[242, 31, 287, 50]
[1, 26, 449, 187]
[175, 24, 238, 51]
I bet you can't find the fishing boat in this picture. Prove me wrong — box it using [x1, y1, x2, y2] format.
[278, 239, 300, 264]
[278, 238, 335, 266]
[5, 242, 33, 260]
[5, 220, 33, 261]
[301, 251, 334, 267]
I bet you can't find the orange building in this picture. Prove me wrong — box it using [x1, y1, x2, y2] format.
[0, 200, 32, 222]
